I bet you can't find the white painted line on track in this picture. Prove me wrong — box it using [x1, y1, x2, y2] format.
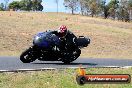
[0, 70, 9, 72]
[66, 67, 86, 69]
[0, 66, 132, 72]
[102, 66, 120, 68]
[0, 68, 57, 72]
[120, 66, 132, 69]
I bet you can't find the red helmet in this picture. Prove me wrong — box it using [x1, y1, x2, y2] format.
[59, 25, 67, 33]
[58, 25, 68, 37]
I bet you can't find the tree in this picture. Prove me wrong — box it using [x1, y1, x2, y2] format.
[78, 0, 88, 15]
[89, 0, 96, 17]
[79, 0, 89, 15]
[8, 0, 43, 11]
[79, 0, 85, 15]
[128, 0, 132, 21]
[100, 0, 110, 19]
[78, 0, 103, 16]
[117, 7, 129, 22]
[116, 0, 128, 21]
[4, 0, 9, 10]
[55, 0, 59, 13]
[0, 3, 5, 11]
[108, 0, 119, 19]
[64, 0, 79, 14]
[87, 0, 102, 17]
[128, 0, 132, 8]
[19, 0, 32, 11]
[9, 1, 20, 11]
[31, 0, 43, 11]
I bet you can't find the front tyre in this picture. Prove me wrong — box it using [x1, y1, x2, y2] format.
[20, 48, 36, 63]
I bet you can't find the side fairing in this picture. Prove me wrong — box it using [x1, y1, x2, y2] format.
[33, 31, 60, 48]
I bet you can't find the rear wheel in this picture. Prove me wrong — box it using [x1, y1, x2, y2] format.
[62, 49, 81, 64]
[62, 58, 73, 64]
[20, 48, 36, 63]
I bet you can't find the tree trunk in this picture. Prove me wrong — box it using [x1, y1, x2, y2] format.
[81, 7, 83, 15]
[91, 11, 94, 17]
[72, 9, 74, 15]
[57, 1, 58, 13]
[130, 9, 132, 21]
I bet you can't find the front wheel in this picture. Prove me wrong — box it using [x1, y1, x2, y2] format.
[20, 47, 36, 63]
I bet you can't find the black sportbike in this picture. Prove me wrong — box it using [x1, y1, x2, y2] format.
[20, 30, 90, 64]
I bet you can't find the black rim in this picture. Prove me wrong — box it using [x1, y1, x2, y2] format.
[62, 50, 80, 63]
[20, 49, 35, 63]
[23, 51, 33, 61]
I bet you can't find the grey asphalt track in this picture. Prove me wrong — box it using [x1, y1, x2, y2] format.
[0, 56, 132, 70]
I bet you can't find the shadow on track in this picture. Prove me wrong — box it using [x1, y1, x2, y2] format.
[32, 62, 97, 66]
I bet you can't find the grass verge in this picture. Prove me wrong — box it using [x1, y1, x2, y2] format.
[0, 68, 132, 88]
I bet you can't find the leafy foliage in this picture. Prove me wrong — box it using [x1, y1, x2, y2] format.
[31, 0, 43, 11]
[64, 0, 79, 14]
[107, 0, 119, 19]
[2, 0, 132, 22]
[8, 0, 43, 11]
[77, 0, 132, 21]
[19, 0, 32, 11]
[4, 0, 9, 10]
[0, 3, 5, 11]
[9, 1, 20, 11]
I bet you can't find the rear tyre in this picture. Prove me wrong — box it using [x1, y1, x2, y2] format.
[20, 48, 36, 63]
[62, 49, 81, 64]
[62, 59, 72, 64]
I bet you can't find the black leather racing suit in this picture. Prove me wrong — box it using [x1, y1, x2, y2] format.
[52, 30, 78, 52]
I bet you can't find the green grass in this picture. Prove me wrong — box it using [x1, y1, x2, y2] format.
[0, 68, 132, 88]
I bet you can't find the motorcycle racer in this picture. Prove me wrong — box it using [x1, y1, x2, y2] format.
[20, 25, 90, 63]
[52, 25, 78, 52]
